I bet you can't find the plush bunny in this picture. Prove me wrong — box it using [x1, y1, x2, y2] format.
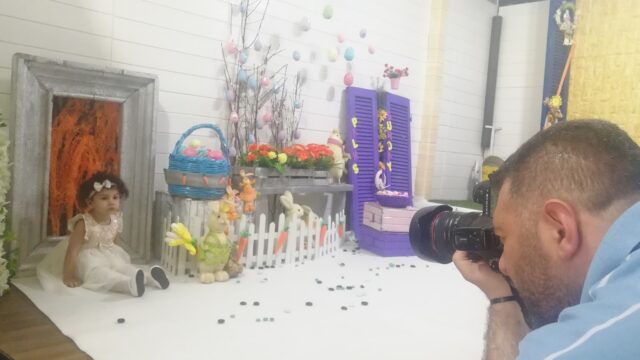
[279, 191, 304, 227]
[301, 205, 320, 227]
[196, 201, 231, 283]
[238, 170, 258, 214]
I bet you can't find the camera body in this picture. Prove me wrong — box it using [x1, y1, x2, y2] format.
[408, 181, 502, 268]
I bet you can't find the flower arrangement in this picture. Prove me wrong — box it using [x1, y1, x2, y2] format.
[282, 144, 334, 170]
[383, 64, 409, 79]
[240, 143, 287, 173]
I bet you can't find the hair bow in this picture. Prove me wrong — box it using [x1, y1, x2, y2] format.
[93, 179, 113, 193]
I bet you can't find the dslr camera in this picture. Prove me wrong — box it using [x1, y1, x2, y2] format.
[408, 181, 502, 269]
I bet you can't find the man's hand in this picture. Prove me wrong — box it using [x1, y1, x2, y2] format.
[452, 250, 512, 299]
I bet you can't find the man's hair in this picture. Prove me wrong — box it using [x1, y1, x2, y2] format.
[491, 120, 640, 213]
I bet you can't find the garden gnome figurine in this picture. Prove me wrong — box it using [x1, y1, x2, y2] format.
[327, 129, 348, 183]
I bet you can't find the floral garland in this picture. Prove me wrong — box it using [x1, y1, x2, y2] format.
[0, 111, 13, 296]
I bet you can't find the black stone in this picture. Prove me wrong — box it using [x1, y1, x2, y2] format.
[341, 306, 348, 311]
[328, 287, 335, 291]
[339, 262, 345, 267]
[305, 301, 313, 306]
[346, 286, 354, 290]
[240, 301, 247, 306]
[117, 318, 125, 324]
[410, 264, 416, 268]
[253, 301, 260, 306]
[361, 301, 369, 306]
[218, 319, 225, 324]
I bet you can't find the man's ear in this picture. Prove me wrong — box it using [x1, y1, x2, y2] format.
[540, 199, 580, 260]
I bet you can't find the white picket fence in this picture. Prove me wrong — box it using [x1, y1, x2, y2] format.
[160, 205, 346, 276]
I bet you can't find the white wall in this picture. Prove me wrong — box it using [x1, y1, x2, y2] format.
[0, 0, 430, 192]
[492, 0, 548, 160]
[429, 0, 495, 200]
[429, 0, 548, 200]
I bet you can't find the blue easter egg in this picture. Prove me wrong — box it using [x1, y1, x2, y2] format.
[239, 52, 248, 64]
[248, 76, 258, 90]
[292, 50, 301, 61]
[256, 118, 264, 129]
[360, 28, 367, 38]
[247, 134, 255, 144]
[344, 47, 354, 61]
[294, 100, 301, 109]
[238, 69, 247, 83]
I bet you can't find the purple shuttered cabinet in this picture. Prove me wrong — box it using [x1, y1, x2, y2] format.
[382, 92, 412, 200]
[345, 87, 378, 241]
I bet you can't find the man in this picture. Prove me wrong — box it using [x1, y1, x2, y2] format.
[453, 120, 640, 359]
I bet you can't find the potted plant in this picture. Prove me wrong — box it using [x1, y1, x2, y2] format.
[383, 64, 409, 90]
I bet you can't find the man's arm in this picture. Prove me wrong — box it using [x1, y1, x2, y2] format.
[452, 251, 530, 359]
[484, 301, 529, 360]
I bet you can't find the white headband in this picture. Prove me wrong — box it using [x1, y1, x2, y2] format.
[90, 179, 114, 197]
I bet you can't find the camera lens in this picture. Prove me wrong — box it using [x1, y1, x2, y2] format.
[409, 205, 488, 264]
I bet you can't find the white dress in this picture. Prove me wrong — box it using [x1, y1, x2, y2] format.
[37, 212, 137, 293]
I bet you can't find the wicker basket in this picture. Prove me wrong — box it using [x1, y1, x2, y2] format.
[165, 123, 229, 200]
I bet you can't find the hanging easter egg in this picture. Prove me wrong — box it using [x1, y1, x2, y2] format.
[229, 111, 239, 123]
[273, 84, 281, 93]
[262, 112, 273, 123]
[337, 33, 345, 43]
[368, 45, 375, 54]
[229, 146, 237, 157]
[225, 89, 235, 102]
[238, 51, 248, 64]
[225, 40, 238, 55]
[294, 129, 302, 140]
[359, 28, 367, 38]
[248, 76, 258, 90]
[247, 134, 256, 144]
[256, 118, 264, 129]
[343, 72, 354, 86]
[292, 50, 301, 61]
[299, 17, 311, 32]
[277, 130, 287, 142]
[239, 0, 248, 14]
[294, 100, 302, 109]
[327, 47, 338, 62]
[323, 5, 333, 19]
[260, 76, 270, 88]
[189, 139, 203, 148]
[238, 69, 247, 83]
[254, 38, 263, 51]
[344, 47, 355, 61]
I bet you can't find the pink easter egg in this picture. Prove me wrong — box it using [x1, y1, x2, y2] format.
[368, 45, 375, 54]
[207, 149, 224, 160]
[277, 130, 287, 142]
[182, 147, 198, 157]
[343, 72, 354, 86]
[262, 112, 273, 123]
[337, 33, 344, 43]
[229, 111, 239, 123]
[260, 76, 270, 87]
[225, 41, 238, 55]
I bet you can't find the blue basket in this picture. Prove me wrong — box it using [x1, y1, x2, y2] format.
[166, 123, 229, 200]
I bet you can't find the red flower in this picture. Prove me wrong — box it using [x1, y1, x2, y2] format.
[259, 149, 268, 157]
[247, 153, 257, 162]
[248, 143, 258, 152]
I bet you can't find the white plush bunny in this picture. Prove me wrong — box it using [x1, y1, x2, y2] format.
[280, 191, 304, 227]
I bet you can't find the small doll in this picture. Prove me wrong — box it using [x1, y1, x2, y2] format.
[37, 172, 170, 297]
[238, 170, 257, 214]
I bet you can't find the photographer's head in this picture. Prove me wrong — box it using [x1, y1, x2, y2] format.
[490, 119, 640, 329]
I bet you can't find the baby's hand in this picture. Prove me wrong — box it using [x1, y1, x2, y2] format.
[63, 276, 82, 288]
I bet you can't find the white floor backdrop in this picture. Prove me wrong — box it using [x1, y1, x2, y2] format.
[13, 244, 487, 360]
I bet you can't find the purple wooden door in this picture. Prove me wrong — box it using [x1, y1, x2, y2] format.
[382, 92, 412, 200]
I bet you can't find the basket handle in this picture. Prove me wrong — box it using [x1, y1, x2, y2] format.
[172, 123, 229, 160]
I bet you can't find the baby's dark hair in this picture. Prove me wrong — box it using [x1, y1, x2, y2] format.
[77, 172, 129, 208]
